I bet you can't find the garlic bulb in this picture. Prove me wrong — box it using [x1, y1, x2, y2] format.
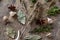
[3, 16, 8, 21]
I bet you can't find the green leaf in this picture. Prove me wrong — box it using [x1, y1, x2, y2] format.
[24, 35, 41, 40]
[17, 10, 26, 24]
[6, 27, 16, 38]
[48, 6, 60, 16]
[32, 25, 53, 33]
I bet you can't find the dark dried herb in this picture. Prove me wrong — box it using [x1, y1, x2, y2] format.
[8, 5, 16, 11]
[35, 18, 48, 25]
[35, 19, 44, 25]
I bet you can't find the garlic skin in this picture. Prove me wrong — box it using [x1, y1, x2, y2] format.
[9, 11, 17, 22]
[9, 11, 16, 17]
[47, 18, 53, 24]
[3, 16, 8, 21]
[46, 33, 51, 37]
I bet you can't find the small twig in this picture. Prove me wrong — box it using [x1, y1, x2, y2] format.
[27, 1, 39, 25]
[28, 1, 38, 19]
[48, 0, 56, 7]
[15, 30, 20, 40]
